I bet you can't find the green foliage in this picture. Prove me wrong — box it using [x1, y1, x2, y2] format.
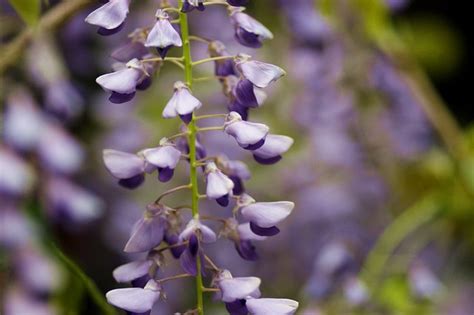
[8, 0, 41, 25]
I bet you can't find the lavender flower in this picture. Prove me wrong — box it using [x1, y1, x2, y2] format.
[217, 272, 262, 302]
[224, 112, 269, 150]
[143, 139, 182, 182]
[0, 148, 35, 197]
[96, 58, 148, 103]
[85, 0, 130, 35]
[235, 54, 286, 88]
[230, 7, 273, 48]
[205, 162, 235, 206]
[145, 9, 182, 58]
[209, 40, 236, 77]
[106, 279, 161, 313]
[252, 134, 294, 165]
[163, 81, 202, 124]
[103, 149, 146, 189]
[182, 0, 205, 13]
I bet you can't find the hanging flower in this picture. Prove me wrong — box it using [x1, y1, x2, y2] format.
[103, 149, 146, 189]
[235, 54, 286, 88]
[252, 134, 294, 165]
[239, 197, 295, 236]
[224, 112, 269, 150]
[163, 81, 202, 124]
[235, 222, 267, 260]
[96, 59, 148, 103]
[145, 9, 183, 58]
[106, 279, 161, 313]
[182, 0, 205, 13]
[216, 271, 261, 303]
[209, 41, 236, 77]
[123, 204, 170, 253]
[230, 7, 273, 48]
[0, 148, 35, 197]
[143, 138, 182, 182]
[216, 156, 251, 195]
[85, 0, 130, 36]
[205, 162, 234, 207]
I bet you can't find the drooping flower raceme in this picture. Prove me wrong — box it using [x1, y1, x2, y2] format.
[90, 1, 297, 314]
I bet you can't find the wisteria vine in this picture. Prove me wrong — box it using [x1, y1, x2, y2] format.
[86, 0, 298, 314]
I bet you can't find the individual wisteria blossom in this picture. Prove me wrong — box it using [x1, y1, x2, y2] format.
[163, 81, 202, 124]
[145, 9, 183, 58]
[96, 58, 148, 103]
[182, 0, 205, 13]
[230, 7, 273, 48]
[143, 138, 182, 182]
[205, 162, 235, 206]
[88, 1, 297, 314]
[0, 148, 35, 197]
[252, 134, 294, 165]
[224, 111, 269, 150]
[106, 279, 162, 313]
[209, 40, 236, 77]
[239, 194, 295, 236]
[85, 0, 130, 36]
[103, 149, 146, 188]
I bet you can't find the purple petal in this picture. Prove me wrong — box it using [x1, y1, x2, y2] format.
[246, 298, 299, 315]
[241, 201, 294, 228]
[158, 167, 174, 182]
[235, 79, 259, 108]
[145, 14, 182, 49]
[236, 240, 259, 261]
[216, 194, 230, 207]
[109, 91, 136, 103]
[113, 260, 153, 283]
[180, 247, 198, 276]
[252, 134, 293, 160]
[106, 281, 160, 313]
[226, 299, 248, 315]
[97, 22, 125, 36]
[118, 174, 145, 189]
[253, 154, 282, 165]
[249, 222, 280, 236]
[242, 138, 265, 150]
[124, 216, 166, 253]
[85, 0, 130, 30]
[239, 60, 285, 88]
[219, 277, 261, 302]
[103, 149, 145, 179]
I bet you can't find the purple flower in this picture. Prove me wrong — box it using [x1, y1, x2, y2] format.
[209, 41, 236, 77]
[179, 218, 217, 244]
[235, 222, 267, 260]
[113, 260, 154, 283]
[103, 149, 146, 189]
[342, 277, 369, 306]
[45, 177, 104, 224]
[224, 112, 269, 150]
[85, 0, 130, 36]
[182, 0, 205, 13]
[162, 81, 202, 124]
[143, 139, 182, 182]
[96, 58, 148, 103]
[106, 279, 161, 313]
[0, 148, 35, 197]
[124, 204, 168, 253]
[205, 162, 235, 207]
[234, 79, 267, 108]
[252, 134, 293, 165]
[236, 54, 286, 88]
[3, 90, 44, 151]
[246, 298, 299, 315]
[145, 10, 182, 58]
[239, 197, 294, 236]
[217, 156, 251, 195]
[178, 220, 215, 275]
[230, 7, 273, 48]
[216, 271, 261, 302]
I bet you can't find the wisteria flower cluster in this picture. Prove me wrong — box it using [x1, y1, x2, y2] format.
[86, 0, 298, 314]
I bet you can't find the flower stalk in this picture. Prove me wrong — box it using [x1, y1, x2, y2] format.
[178, 1, 204, 313]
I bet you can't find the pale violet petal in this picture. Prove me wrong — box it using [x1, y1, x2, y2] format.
[145, 20, 182, 48]
[113, 260, 153, 283]
[124, 216, 166, 253]
[225, 120, 269, 147]
[252, 135, 294, 159]
[85, 0, 130, 29]
[219, 277, 261, 302]
[175, 89, 202, 115]
[143, 146, 181, 169]
[106, 286, 160, 313]
[241, 201, 294, 228]
[247, 298, 299, 315]
[233, 12, 273, 39]
[96, 68, 141, 94]
[103, 149, 145, 179]
[206, 171, 234, 199]
[240, 60, 285, 88]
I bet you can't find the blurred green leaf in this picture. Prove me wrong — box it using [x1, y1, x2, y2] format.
[8, 0, 41, 25]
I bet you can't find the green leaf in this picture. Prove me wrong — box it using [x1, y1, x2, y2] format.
[8, 0, 41, 25]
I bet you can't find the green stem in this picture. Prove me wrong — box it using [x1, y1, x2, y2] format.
[51, 243, 116, 315]
[359, 194, 440, 292]
[178, 2, 204, 314]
